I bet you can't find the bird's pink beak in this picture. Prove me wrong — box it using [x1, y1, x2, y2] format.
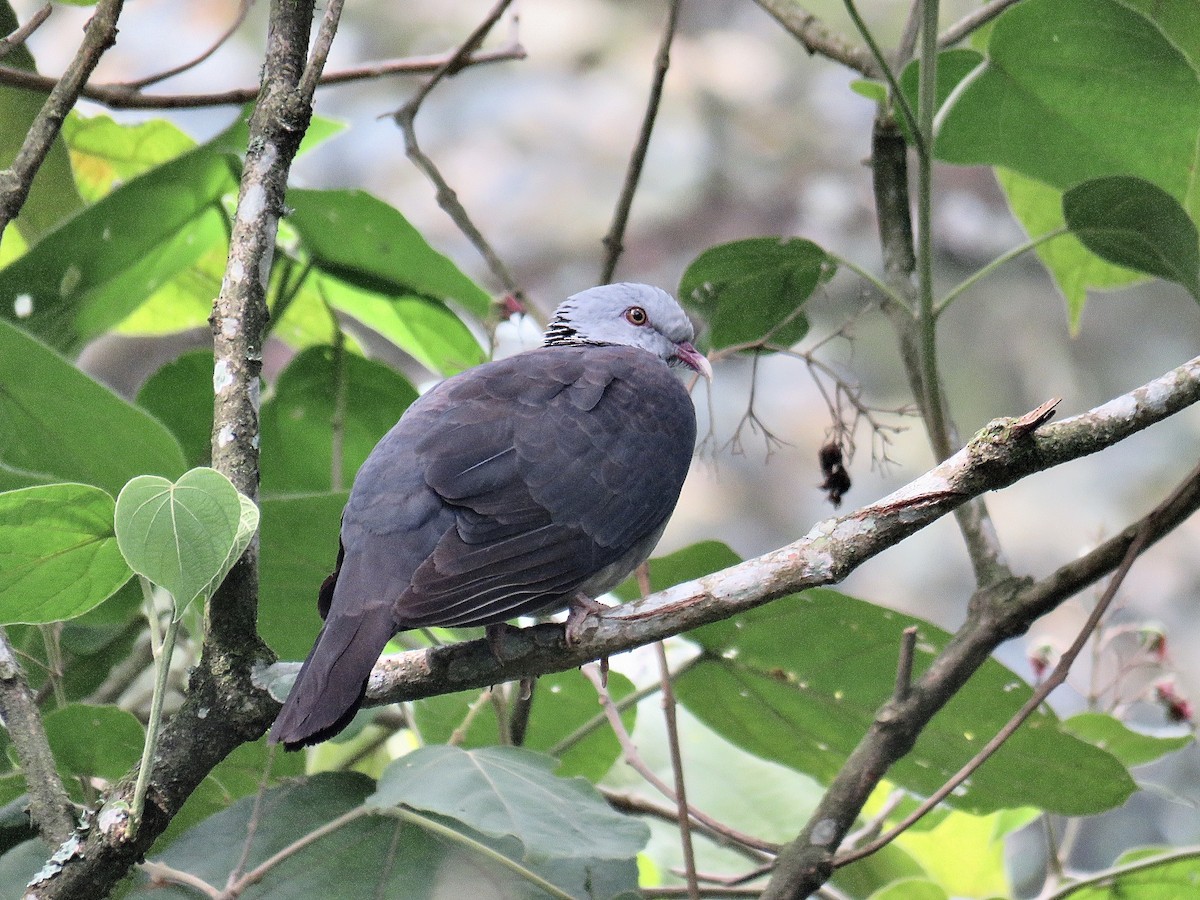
[672, 341, 713, 381]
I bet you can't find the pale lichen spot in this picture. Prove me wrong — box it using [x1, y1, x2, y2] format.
[221, 316, 240, 339]
[213, 359, 234, 393]
[217, 425, 236, 447]
[238, 183, 267, 224]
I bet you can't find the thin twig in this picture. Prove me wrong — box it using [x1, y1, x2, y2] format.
[938, 0, 1023, 48]
[225, 743, 277, 889]
[0, 628, 75, 845]
[0, 0, 124, 241]
[0, 3, 51, 63]
[118, 0, 254, 90]
[298, 0, 345, 102]
[599, 0, 682, 284]
[602, 790, 778, 860]
[222, 807, 369, 897]
[892, 626, 918, 702]
[896, 0, 922, 65]
[834, 458, 1200, 867]
[392, 0, 523, 303]
[140, 860, 221, 898]
[0, 45, 525, 111]
[1041, 845, 1200, 900]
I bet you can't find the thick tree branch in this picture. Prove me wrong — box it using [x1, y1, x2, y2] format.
[0, 629, 74, 845]
[23, 1, 328, 895]
[0, 46, 525, 111]
[0, 0, 123, 242]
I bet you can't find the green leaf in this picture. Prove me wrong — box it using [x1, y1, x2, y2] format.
[258, 493, 346, 660]
[260, 345, 417, 494]
[1064, 712, 1192, 768]
[0, 140, 238, 353]
[368, 745, 650, 861]
[315, 272, 486, 375]
[995, 169, 1143, 330]
[0, 319, 187, 494]
[897, 49, 985, 143]
[287, 188, 492, 317]
[136, 351, 215, 470]
[613, 540, 741, 602]
[868, 880, 948, 900]
[296, 115, 347, 158]
[133, 772, 640, 900]
[114, 467, 258, 614]
[413, 670, 638, 782]
[43, 704, 144, 783]
[62, 113, 196, 202]
[678, 237, 834, 351]
[1063, 176, 1200, 300]
[0, 484, 131, 624]
[676, 588, 1136, 815]
[895, 808, 1011, 897]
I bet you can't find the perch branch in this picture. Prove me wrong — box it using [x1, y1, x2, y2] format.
[0, 3, 51, 63]
[750, 0, 878, 76]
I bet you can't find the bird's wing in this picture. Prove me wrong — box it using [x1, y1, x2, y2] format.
[395, 345, 697, 628]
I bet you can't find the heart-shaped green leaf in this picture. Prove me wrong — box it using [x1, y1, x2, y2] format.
[1063, 176, 1200, 300]
[0, 483, 131, 624]
[114, 467, 258, 615]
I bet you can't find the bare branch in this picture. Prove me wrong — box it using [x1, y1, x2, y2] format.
[117, 0, 254, 90]
[0, 0, 124, 242]
[0, 46, 525, 111]
[750, 0, 879, 77]
[0, 3, 51, 63]
[599, 0, 682, 284]
[298, 0, 345, 102]
[0, 629, 75, 845]
[392, 0, 523, 305]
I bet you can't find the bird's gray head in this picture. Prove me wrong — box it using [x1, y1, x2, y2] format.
[544, 283, 713, 379]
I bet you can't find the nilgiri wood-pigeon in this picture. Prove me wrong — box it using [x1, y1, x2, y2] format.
[269, 283, 711, 749]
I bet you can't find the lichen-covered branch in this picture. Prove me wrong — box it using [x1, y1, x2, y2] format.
[750, 0, 878, 76]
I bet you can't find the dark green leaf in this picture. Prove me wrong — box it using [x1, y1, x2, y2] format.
[132, 772, 640, 900]
[258, 493, 346, 660]
[0, 840, 47, 900]
[679, 238, 834, 351]
[1063, 176, 1200, 300]
[260, 345, 417, 494]
[316, 271, 486, 375]
[368, 745, 650, 860]
[0, 319, 186, 494]
[897, 49, 985, 143]
[1064, 712, 1192, 768]
[1067, 846, 1200, 898]
[0, 142, 237, 352]
[613, 540, 741, 602]
[0, 484, 130, 624]
[413, 670, 638, 782]
[114, 467, 258, 613]
[287, 189, 491, 316]
[677, 588, 1136, 815]
[43, 704, 143, 783]
[136, 351, 215, 470]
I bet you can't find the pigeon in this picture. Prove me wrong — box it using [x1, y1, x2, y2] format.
[269, 283, 711, 749]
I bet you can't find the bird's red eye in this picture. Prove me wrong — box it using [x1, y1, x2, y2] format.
[624, 306, 648, 326]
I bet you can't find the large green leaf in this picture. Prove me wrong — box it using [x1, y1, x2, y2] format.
[368, 744, 649, 861]
[678, 238, 833, 351]
[1064, 712, 1192, 768]
[676, 588, 1136, 815]
[1063, 176, 1200, 300]
[260, 345, 417, 494]
[62, 113, 196, 202]
[287, 188, 492, 316]
[0, 141, 238, 352]
[136, 351, 215, 470]
[0, 484, 131, 624]
[258, 492, 346, 660]
[0, 319, 186, 493]
[114, 467, 258, 614]
[413, 669, 638, 782]
[936, 0, 1200, 315]
[132, 772, 641, 900]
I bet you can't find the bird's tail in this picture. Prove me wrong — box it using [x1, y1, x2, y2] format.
[268, 602, 396, 750]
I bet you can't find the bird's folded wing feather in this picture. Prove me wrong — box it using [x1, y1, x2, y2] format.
[389, 345, 696, 627]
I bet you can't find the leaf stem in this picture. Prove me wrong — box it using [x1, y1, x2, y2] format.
[826, 251, 915, 314]
[842, 0, 923, 157]
[935, 227, 1069, 316]
[130, 612, 180, 837]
